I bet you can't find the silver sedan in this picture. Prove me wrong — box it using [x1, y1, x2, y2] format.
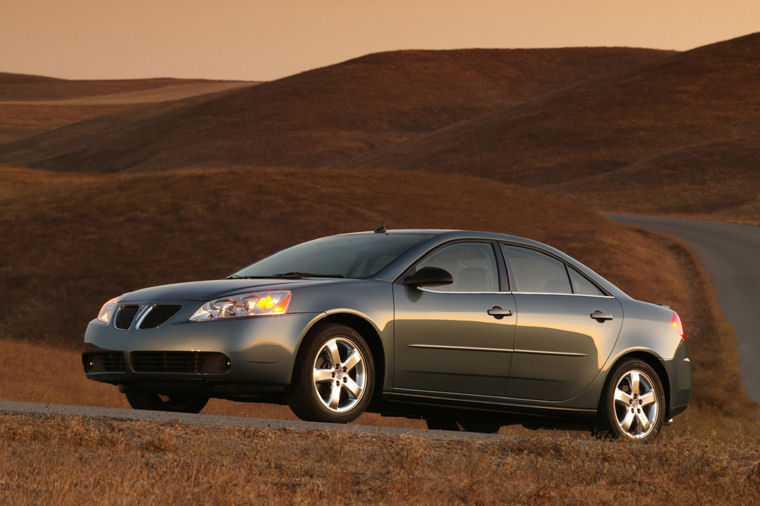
[83, 229, 691, 442]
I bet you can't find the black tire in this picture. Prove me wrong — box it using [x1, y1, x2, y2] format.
[287, 323, 375, 423]
[600, 359, 665, 443]
[125, 391, 208, 414]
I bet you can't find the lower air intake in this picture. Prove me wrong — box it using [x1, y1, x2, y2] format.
[83, 352, 127, 373]
[130, 351, 230, 374]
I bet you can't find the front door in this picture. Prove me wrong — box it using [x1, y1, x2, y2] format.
[393, 242, 516, 397]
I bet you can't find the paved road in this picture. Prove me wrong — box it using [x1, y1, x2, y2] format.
[607, 214, 760, 401]
[0, 400, 512, 441]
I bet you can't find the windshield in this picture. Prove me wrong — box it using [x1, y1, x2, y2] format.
[232, 233, 433, 279]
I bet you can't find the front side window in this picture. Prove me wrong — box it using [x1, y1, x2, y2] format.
[415, 242, 499, 292]
[502, 245, 572, 294]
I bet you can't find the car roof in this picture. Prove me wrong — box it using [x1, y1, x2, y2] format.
[340, 229, 554, 249]
[341, 228, 529, 240]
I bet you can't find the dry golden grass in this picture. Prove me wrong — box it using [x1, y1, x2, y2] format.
[548, 135, 760, 225]
[1, 414, 758, 504]
[0, 103, 133, 144]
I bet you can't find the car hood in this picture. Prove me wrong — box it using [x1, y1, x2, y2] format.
[118, 278, 348, 302]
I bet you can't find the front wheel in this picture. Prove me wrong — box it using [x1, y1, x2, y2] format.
[125, 391, 208, 413]
[287, 323, 375, 423]
[601, 360, 665, 442]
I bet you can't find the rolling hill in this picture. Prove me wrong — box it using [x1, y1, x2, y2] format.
[548, 134, 760, 224]
[0, 72, 216, 101]
[0, 47, 671, 171]
[1, 36, 757, 222]
[0, 73, 252, 143]
[352, 33, 760, 183]
[0, 103, 133, 144]
[1, 35, 757, 224]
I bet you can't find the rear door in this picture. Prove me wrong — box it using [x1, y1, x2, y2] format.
[502, 245, 623, 402]
[393, 241, 516, 397]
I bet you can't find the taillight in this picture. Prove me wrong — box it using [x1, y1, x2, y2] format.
[671, 312, 685, 340]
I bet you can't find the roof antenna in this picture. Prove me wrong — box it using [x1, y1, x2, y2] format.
[374, 218, 387, 234]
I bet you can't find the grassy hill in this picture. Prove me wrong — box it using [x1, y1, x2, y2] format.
[548, 134, 760, 224]
[351, 33, 760, 220]
[2, 37, 756, 222]
[0, 103, 134, 144]
[0, 74, 252, 144]
[0, 72, 214, 101]
[0, 48, 670, 171]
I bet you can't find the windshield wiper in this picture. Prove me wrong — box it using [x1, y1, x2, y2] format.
[271, 272, 344, 279]
[226, 272, 344, 280]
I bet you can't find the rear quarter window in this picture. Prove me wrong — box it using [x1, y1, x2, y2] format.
[568, 266, 604, 296]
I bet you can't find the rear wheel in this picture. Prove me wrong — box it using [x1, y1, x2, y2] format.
[125, 391, 208, 413]
[287, 323, 375, 423]
[601, 360, 665, 442]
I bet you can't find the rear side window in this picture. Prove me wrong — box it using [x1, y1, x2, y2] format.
[568, 266, 604, 296]
[502, 245, 571, 294]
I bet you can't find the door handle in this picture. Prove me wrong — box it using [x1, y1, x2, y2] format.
[590, 310, 614, 322]
[487, 306, 513, 319]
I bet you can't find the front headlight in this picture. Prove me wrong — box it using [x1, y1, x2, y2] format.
[97, 297, 119, 324]
[189, 290, 292, 321]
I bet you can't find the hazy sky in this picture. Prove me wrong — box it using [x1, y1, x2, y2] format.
[1, 0, 758, 81]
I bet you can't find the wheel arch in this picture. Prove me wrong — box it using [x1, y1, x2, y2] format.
[293, 311, 387, 399]
[599, 350, 671, 419]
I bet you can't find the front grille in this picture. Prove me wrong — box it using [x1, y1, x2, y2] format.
[83, 352, 126, 373]
[114, 305, 139, 329]
[138, 305, 182, 329]
[131, 351, 230, 374]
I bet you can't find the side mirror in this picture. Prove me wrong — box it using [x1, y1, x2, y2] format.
[403, 267, 453, 288]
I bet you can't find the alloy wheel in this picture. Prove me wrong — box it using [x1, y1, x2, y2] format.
[312, 337, 367, 413]
[613, 369, 659, 439]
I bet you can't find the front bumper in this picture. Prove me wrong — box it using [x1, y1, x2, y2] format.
[83, 303, 322, 392]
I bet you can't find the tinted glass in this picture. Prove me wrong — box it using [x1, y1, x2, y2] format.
[503, 245, 572, 294]
[568, 266, 604, 296]
[416, 242, 499, 292]
[235, 233, 433, 279]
